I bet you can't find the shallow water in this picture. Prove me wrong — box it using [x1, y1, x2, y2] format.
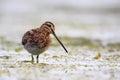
[0, 0, 120, 80]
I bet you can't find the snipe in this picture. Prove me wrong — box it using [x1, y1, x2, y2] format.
[22, 21, 68, 63]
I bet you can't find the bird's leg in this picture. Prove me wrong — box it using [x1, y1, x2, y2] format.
[36, 55, 39, 63]
[31, 55, 34, 63]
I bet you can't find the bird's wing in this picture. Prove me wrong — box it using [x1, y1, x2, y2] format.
[22, 30, 32, 45]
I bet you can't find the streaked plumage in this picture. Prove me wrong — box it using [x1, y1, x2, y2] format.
[22, 21, 68, 63]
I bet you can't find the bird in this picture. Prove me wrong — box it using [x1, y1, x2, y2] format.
[22, 21, 68, 63]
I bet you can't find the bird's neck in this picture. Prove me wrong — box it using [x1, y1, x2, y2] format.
[39, 27, 50, 37]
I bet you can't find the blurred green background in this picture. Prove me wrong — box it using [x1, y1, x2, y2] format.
[0, 0, 120, 45]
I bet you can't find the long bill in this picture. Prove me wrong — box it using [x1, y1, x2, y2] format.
[52, 29, 68, 53]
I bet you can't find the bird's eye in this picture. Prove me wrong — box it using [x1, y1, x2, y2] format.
[48, 25, 51, 27]
[46, 24, 51, 27]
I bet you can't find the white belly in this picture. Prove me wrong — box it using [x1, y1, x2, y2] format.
[24, 42, 48, 55]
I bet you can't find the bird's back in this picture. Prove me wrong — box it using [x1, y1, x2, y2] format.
[22, 28, 51, 54]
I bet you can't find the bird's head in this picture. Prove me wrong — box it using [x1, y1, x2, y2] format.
[41, 21, 68, 53]
[41, 21, 55, 34]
